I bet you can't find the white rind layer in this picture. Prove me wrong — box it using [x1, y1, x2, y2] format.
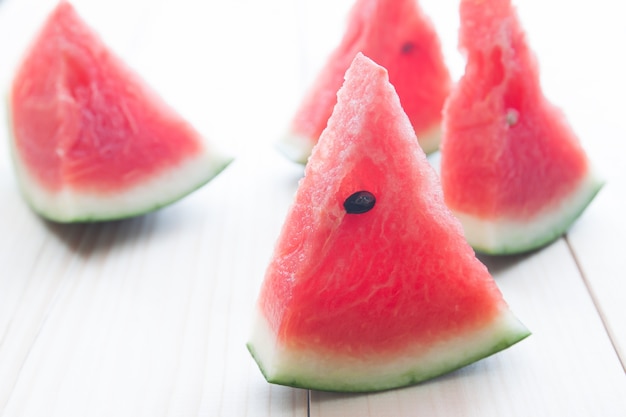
[247, 307, 530, 392]
[275, 132, 314, 165]
[454, 169, 605, 255]
[9, 135, 232, 222]
[414, 122, 442, 155]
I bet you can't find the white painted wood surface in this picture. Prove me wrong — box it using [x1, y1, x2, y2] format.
[0, 0, 624, 416]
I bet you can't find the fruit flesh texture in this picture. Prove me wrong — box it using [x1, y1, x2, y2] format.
[441, 0, 594, 220]
[285, 0, 451, 162]
[258, 54, 524, 360]
[10, 1, 204, 194]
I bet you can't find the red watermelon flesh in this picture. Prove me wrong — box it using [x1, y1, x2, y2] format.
[248, 53, 529, 393]
[8, 1, 231, 222]
[440, 0, 603, 254]
[278, 0, 452, 164]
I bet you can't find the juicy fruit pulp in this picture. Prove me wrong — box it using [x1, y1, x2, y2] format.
[278, 0, 452, 164]
[440, 0, 603, 254]
[248, 53, 529, 393]
[9, 1, 231, 222]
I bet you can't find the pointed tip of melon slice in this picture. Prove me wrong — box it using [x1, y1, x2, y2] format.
[456, 170, 605, 255]
[247, 307, 530, 393]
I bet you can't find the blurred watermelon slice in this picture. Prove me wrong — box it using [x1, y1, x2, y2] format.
[248, 53, 529, 393]
[8, 1, 232, 222]
[278, 0, 452, 164]
[440, 0, 603, 254]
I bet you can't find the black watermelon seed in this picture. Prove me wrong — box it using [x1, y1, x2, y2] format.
[401, 42, 415, 54]
[344, 191, 376, 214]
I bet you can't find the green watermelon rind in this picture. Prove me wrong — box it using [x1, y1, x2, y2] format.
[6, 95, 233, 223]
[247, 307, 530, 393]
[454, 170, 605, 255]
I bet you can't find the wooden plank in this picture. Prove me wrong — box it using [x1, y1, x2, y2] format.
[566, 143, 626, 366]
[311, 240, 626, 417]
[530, 0, 626, 366]
[0, 0, 309, 415]
[0, 150, 308, 417]
[1, 0, 625, 416]
[0, 192, 76, 410]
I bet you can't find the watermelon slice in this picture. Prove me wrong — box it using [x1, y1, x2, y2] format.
[248, 53, 529, 393]
[278, 0, 452, 164]
[440, 0, 604, 254]
[7, 1, 232, 222]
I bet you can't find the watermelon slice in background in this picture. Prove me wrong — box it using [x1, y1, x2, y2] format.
[7, 1, 232, 223]
[277, 0, 452, 164]
[248, 53, 529, 393]
[440, 0, 604, 255]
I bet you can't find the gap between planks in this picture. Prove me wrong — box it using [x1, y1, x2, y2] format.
[564, 234, 626, 373]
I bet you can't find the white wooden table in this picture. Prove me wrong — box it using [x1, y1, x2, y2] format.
[1, 0, 625, 416]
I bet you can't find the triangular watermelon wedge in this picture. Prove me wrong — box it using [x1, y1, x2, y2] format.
[248, 53, 529, 393]
[8, 2, 232, 222]
[440, 0, 604, 254]
[278, 0, 452, 164]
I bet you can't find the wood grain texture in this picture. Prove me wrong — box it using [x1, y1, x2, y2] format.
[532, 0, 626, 368]
[0, 150, 308, 417]
[0, 0, 625, 416]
